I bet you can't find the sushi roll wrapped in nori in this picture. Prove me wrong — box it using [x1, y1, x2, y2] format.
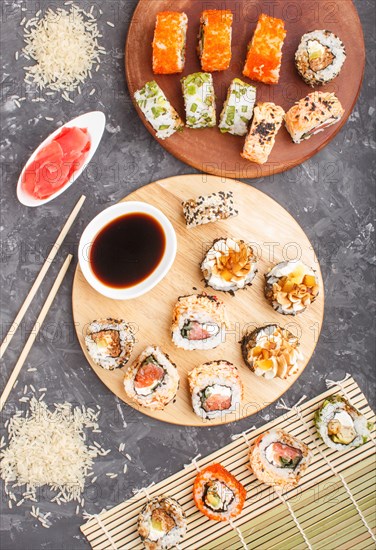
[219, 78, 256, 136]
[295, 30, 346, 87]
[134, 81, 184, 140]
[152, 12, 188, 74]
[241, 102, 285, 165]
[201, 237, 257, 292]
[181, 72, 216, 128]
[193, 464, 246, 521]
[314, 395, 374, 451]
[285, 91, 344, 144]
[241, 324, 302, 379]
[137, 496, 187, 549]
[198, 10, 233, 72]
[182, 191, 238, 228]
[249, 429, 312, 488]
[188, 360, 243, 420]
[85, 318, 135, 370]
[123, 346, 179, 410]
[264, 260, 319, 315]
[171, 294, 228, 350]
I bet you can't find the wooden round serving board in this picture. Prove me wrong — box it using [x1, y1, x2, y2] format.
[73, 175, 324, 426]
[125, 0, 364, 179]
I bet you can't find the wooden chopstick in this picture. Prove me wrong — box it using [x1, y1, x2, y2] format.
[0, 195, 85, 359]
[0, 254, 73, 412]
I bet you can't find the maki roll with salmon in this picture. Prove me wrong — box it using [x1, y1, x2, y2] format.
[137, 496, 187, 549]
[249, 429, 312, 488]
[241, 102, 285, 165]
[285, 91, 344, 144]
[181, 73, 216, 129]
[219, 78, 256, 136]
[241, 324, 302, 380]
[264, 260, 319, 315]
[193, 464, 246, 521]
[182, 191, 238, 228]
[201, 237, 257, 292]
[198, 10, 233, 72]
[295, 30, 346, 87]
[123, 346, 179, 410]
[314, 395, 374, 451]
[85, 319, 135, 370]
[152, 12, 188, 74]
[188, 361, 243, 420]
[172, 294, 228, 350]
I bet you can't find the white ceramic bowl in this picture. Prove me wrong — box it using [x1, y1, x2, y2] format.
[17, 111, 106, 207]
[78, 201, 177, 300]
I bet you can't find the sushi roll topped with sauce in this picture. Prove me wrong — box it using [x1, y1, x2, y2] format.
[137, 496, 187, 549]
[241, 102, 285, 165]
[85, 319, 135, 370]
[295, 30, 346, 87]
[193, 464, 246, 522]
[201, 237, 258, 293]
[264, 260, 319, 315]
[314, 395, 374, 451]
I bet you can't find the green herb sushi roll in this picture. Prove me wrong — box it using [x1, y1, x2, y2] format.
[134, 81, 184, 140]
[219, 78, 256, 136]
[181, 72, 216, 129]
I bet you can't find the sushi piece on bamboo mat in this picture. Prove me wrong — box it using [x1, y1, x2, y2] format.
[80, 376, 375, 549]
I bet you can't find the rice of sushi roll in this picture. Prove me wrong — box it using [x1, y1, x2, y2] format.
[137, 496, 187, 549]
[219, 78, 256, 136]
[201, 237, 257, 292]
[198, 10, 233, 72]
[249, 429, 312, 488]
[85, 318, 135, 370]
[182, 191, 238, 228]
[314, 395, 374, 451]
[171, 294, 228, 351]
[241, 324, 302, 380]
[123, 346, 179, 410]
[134, 81, 184, 140]
[241, 102, 285, 165]
[295, 30, 346, 87]
[285, 91, 344, 144]
[264, 260, 319, 315]
[152, 11, 188, 75]
[188, 360, 243, 420]
[193, 463, 246, 522]
[181, 72, 216, 129]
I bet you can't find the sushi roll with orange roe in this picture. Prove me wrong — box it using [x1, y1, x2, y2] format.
[193, 464, 246, 522]
[198, 10, 233, 72]
[152, 12, 188, 74]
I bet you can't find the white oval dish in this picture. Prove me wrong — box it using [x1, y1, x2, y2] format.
[78, 201, 177, 300]
[16, 111, 106, 207]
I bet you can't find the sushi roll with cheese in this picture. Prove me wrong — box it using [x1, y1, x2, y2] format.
[134, 81, 184, 140]
[182, 191, 238, 228]
[241, 324, 302, 380]
[181, 73, 216, 129]
[85, 319, 134, 370]
[201, 237, 257, 292]
[137, 496, 187, 549]
[249, 429, 312, 488]
[198, 10, 233, 72]
[152, 12, 188, 74]
[172, 294, 228, 350]
[188, 361, 243, 420]
[295, 30, 346, 87]
[193, 464, 246, 521]
[314, 395, 374, 451]
[264, 260, 319, 315]
[241, 102, 285, 164]
[123, 346, 179, 410]
[219, 78, 256, 136]
[285, 91, 344, 144]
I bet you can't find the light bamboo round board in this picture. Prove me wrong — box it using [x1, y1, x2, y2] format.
[72, 175, 324, 426]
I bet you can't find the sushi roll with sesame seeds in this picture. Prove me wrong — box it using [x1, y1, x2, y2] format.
[182, 191, 238, 228]
[181, 72, 216, 129]
[201, 237, 257, 292]
[264, 260, 319, 315]
[123, 346, 179, 410]
[152, 12, 188, 74]
[198, 10, 233, 72]
[137, 496, 187, 549]
[171, 294, 228, 351]
[241, 102, 285, 165]
[219, 78, 256, 136]
[188, 361, 243, 420]
[295, 30, 346, 87]
[85, 319, 135, 370]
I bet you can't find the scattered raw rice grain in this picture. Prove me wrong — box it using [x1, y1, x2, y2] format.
[125, 454, 131, 461]
[38, 388, 47, 392]
[91, 476, 98, 483]
[8, 500, 12, 508]
[30, 384, 36, 393]
[106, 21, 114, 27]
[27, 368, 37, 372]
[45, 117, 54, 121]
[13, 380, 18, 389]
[123, 464, 128, 474]
[16, 499, 25, 506]
[15, 51, 19, 60]
[89, 88, 96, 96]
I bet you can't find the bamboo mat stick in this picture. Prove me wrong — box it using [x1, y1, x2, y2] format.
[0, 254, 73, 411]
[0, 195, 85, 359]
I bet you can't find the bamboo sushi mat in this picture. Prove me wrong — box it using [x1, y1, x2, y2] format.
[81, 376, 376, 549]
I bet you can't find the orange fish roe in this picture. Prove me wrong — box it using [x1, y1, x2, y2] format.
[198, 10, 233, 72]
[243, 13, 286, 84]
[152, 11, 188, 74]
